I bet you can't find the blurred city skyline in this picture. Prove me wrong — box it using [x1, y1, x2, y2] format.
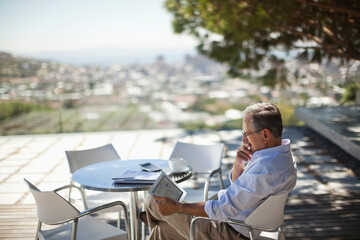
[0, 0, 198, 65]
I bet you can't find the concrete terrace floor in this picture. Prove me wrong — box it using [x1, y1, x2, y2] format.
[1, 126, 360, 239]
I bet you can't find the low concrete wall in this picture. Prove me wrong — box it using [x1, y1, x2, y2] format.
[294, 107, 360, 161]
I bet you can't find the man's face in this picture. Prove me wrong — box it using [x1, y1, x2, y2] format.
[242, 116, 267, 152]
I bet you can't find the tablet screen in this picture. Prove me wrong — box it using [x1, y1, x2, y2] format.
[149, 172, 186, 202]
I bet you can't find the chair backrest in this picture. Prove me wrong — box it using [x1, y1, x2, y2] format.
[245, 192, 289, 229]
[24, 178, 80, 225]
[66, 143, 121, 174]
[169, 141, 224, 172]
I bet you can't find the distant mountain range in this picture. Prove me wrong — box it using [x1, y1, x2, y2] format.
[0, 49, 224, 81]
[9, 47, 197, 66]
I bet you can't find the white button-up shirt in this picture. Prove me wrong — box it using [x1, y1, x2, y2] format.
[205, 139, 297, 237]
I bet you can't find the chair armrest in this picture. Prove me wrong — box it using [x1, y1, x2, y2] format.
[54, 184, 82, 193]
[207, 168, 222, 179]
[54, 184, 87, 209]
[79, 201, 128, 218]
[228, 217, 280, 232]
[191, 216, 246, 228]
[204, 168, 223, 200]
[190, 217, 215, 240]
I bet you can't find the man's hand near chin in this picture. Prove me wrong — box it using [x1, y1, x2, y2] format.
[232, 143, 253, 182]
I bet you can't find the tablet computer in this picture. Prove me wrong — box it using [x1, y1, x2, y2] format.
[148, 172, 187, 202]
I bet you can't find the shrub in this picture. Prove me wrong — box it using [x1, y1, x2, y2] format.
[0, 101, 43, 121]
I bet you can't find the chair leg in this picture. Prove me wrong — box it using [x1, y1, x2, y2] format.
[190, 218, 197, 240]
[35, 220, 42, 240]
[141, 191, 148, 240]
[80, 188, 89, 209]
[248, 227, 255, 240]
[278, 226, 285, 240]
[117, 211, 121, 228]
[71, 219, 79, 240]
[68, 185, 72, 202]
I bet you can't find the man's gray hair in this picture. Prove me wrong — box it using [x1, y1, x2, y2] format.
[243, 102, 283, 138]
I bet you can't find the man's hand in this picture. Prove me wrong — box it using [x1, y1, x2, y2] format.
[232, 143, 253, 182]
[236, 142, 253, 162]
[153, 196, 179, 216]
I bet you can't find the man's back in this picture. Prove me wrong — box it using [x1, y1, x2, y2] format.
[205, 139, 297, 237]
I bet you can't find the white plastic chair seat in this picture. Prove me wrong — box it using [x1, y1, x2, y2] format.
[39, 215, 127, 240]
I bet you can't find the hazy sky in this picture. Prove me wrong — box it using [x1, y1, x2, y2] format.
[0, 0, 198, 63]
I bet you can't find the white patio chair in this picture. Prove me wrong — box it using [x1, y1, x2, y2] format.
[190, 192, 289, 240]
[65, 143, 131, 227]
[24, 178, 130, 240]
[169, 141, 225, 202]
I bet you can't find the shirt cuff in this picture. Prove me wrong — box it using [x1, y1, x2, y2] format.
[229, 169, 234, 184]
[204, 200, 214, 218]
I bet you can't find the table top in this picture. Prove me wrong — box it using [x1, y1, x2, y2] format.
[72, 159, 192, 192]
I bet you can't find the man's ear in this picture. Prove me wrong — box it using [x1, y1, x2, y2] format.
[263, 129, 271, 140]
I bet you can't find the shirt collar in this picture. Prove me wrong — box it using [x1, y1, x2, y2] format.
[252, 139, 291, 159]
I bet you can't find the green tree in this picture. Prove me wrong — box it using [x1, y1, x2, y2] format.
[165, 0, 360, 87]
[341, 83, 360, 103]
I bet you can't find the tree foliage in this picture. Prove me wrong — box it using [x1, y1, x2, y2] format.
[341, 83, 360, 103]
[164, 0, 360, 83]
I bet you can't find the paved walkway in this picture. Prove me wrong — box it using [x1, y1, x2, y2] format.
[1, 126, 360, 239]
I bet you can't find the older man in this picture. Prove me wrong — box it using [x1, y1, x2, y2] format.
[141, 102, 297, 240]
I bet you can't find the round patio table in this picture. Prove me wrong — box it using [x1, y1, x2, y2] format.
[72, 159, 192, 240]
